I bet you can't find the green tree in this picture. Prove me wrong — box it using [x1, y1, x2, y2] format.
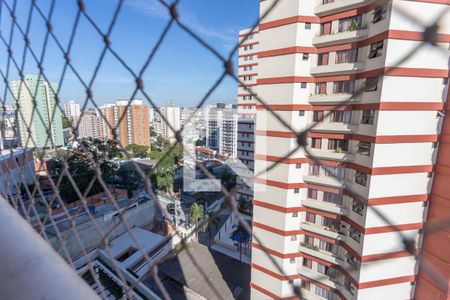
[190, 202, 204, 227]
[62, 116, 72, 129]
[149, 126, 157, 137]
[220, 168, 237, 191]
[51, 138, 122, 203]
[126, 143, 150, 158]
[154, 136, 170, 151]
[195, 137, 206, 147]
[155, 153, 176, 194]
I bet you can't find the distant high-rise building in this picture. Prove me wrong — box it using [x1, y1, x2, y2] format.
[206, 103, 238, 157]
[11, 75, 64, 148]
[76, 109, 102, 140]
[0, 104, 19, 149]
[181, 107, 206, 142]
[236, 27, 258, 205]
[155, 103, 181, 143]
[64, 100, 81, 119]
[99, 100, 150, 147]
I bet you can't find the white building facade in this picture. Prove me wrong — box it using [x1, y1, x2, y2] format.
[64, 100, 81, 119]
[236, 28, 259, 204]
[76, 109, 102, 140]
[206, 104, 238, 158]
[155, 103, 181, 143]
[251, 1, 450, 300]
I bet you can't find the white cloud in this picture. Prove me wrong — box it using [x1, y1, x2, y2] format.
[126, 0, 169, 19]
[125, 0, 238, 46]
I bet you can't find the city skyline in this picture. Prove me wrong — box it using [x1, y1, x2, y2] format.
[0, 0, 260, 108]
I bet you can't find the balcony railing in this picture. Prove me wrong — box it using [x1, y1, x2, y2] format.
[315, 0, 371, 17]
[312, 27, 369, 47]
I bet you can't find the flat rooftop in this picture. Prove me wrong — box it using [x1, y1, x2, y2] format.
[145, 242, 250, 300]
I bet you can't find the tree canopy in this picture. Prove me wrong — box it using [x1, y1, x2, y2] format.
[126, 143, 150, 158]
[51, 138, 122, 203]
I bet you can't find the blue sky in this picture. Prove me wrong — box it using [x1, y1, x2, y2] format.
[1, 0, 259, 107]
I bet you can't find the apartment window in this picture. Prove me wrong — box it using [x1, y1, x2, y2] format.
[320, 22, 332, 35]
[301, 82, 307, 88]
[443, 78, 449, 85]
[319, 240, 336, 253]
[292, 212, 298, 217]
[302, 53, 309, 60]
[291, 235, 298, 241]
[290, 258, 296, 263]
[346, 252, 358, 269]
[315, 82, 327, 95]
[349, 227, 362, 242]
[373, 5, 387, 23]
[322, 217, 340, 232]
[432, 142, 438, 148]
[296, 163, 302, 169]
[305, 235, 314, 245]
[309, 164, 320, 176]
[333, 80, 354, 94]
[305, 22, 311, 29]
[336, 49, 358, 64]
[323, 192, 343, 205]
[355, 171, 368, 186]
[357, 141, 371, 156]
[318, 264, 336, 278]
[361, 110, 375, 124]
[328, 139, 348, 152]
[317, 263, 326, 274]
[301, 280, 311, 291]
[368, 41, 384, 58]
[364, 77, 378, 92]
[325, 166, 345, 179]
[303, 258, 313, 269]
[311, 137, 322, 149]
[306, 212, 316, 223]
[315, 286, 331, 299]
[352, 200, 365, 215]
[299, 110, 305, 116]
[330, 110, 351, 123]
[318, 53, 329, 66]
[308, 188, 318, 200]
[313, 111, 325, 122]
[344, 278, 356, 295]
[294, 188, 300, 194]
[338, 15, 362, 32]
[427, 172, 433, 178]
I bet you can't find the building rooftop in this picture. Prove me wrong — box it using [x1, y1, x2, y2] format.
[105, 227, 166, 269]
[145, 242, 250, 300]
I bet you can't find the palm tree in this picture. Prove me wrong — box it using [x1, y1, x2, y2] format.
[190, 202, 204, 229]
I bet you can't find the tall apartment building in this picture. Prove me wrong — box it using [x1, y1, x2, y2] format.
[11, 75, 64, 148]
[76, 109, 102, 140]
[155, 103, 181, 143]
[181, 107, 206, 142]
[99, 100, 150, 147]
[0, 104, 19, 149]
[236, 28, 259, 203]
[64, 100, 81, 119]
[250, 1, 449, 299]
[206, 103, 238, 157]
